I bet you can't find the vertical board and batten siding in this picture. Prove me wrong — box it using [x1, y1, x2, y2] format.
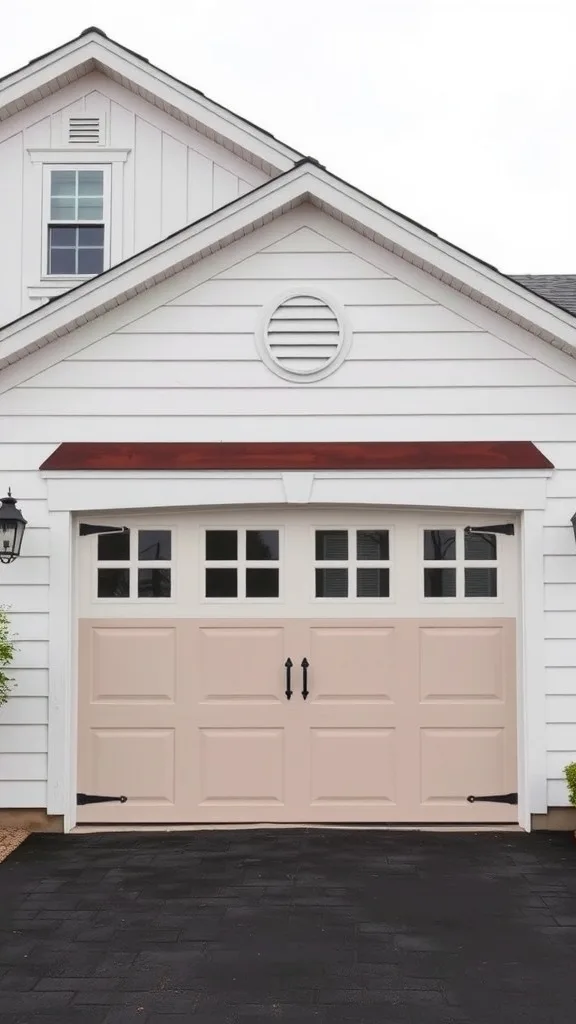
[0, 71, 268, 327]
[1, 208, 576, 807]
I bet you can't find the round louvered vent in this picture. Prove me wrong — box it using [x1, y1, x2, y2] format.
[259, 293, 348, 381]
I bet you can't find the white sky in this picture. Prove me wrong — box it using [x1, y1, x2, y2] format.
[1, 0, 574, 273]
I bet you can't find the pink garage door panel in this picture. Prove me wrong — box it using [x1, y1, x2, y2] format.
[77, 618, 516, 823]
[77, 620, 194, 823]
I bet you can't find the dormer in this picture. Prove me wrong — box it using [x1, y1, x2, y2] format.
[0, 27, 302, 326]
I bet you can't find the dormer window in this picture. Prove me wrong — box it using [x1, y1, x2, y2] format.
[44, 167, 110, 277]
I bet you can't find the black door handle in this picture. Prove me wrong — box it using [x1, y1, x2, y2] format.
[301, 658, 309, 700]
[284, 658, 293, 700]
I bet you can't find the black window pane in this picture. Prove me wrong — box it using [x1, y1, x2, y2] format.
[97, 568, 129, 598]
[206, 568, 237, 597]
[78, 247, 104, 275]
[315, 567, 348, 597]
[246, 568, 279, 597]
[138, 530, 171, 561]
[206, 531, 237, 560]
[464, 532, 497, 560]
[424, 529, 456, 560]
[315, 530, 348, 561]
[465, 568, 497, 598]
[49, 226, 76, 246]
[424, 567, 456, 597]
[246, 530, 279, 561]
[138, 568, 171, 598]
[98, 530, 130, 560]
[357, 568, 389, 597]
[78, 226, 105, 246]
[49, 248, 76, 274]
[357, 530, 389, 560]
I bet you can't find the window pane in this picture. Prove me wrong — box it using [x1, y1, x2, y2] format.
[357, 530, 389, 560]
[77, 197, 103, 220]
[78, 170, 104, 196]
[78, 248, 104, 275]
[51, 196, 76, 220]
[315, 567, 348, 597]
[138, 530, 171, 560]
[49, 248, 76, 275]
[424, 567, 456, 597]
[246, 568, 279, 597]
[78, 226, 105, 246]
[206, 531, 237, 560]
[424, 529, 456, 560]
[246, 530, 279, 561]
[98, 530, 130, 561]
[51, 170, 76, 196]
[315, 530, 348, 561]
[464, 532, 497, 560]
[138, 568, 171, 598]
[97, 568, 129, 598]
[465, 568, 497, 598]
[357, 567, 389, 597]
[206, 568, 237, 597]
[49, 226, 77, 246]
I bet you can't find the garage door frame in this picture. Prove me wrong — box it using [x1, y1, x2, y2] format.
[41, 465, 551, 831]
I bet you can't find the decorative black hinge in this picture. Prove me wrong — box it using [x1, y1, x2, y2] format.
[77, 793, 128, 805]
[79, 524, 129, 537]
[467, 792, 518, 805]
[464, 524, 515, 536]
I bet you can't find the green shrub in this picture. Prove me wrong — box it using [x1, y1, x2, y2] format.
[0, 607, 17, 708]
[564, 762, 576, 808]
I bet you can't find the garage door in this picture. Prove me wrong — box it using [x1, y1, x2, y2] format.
[77, 509, 517, 823]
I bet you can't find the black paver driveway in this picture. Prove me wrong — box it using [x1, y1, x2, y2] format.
[1, 829, 576, 1023]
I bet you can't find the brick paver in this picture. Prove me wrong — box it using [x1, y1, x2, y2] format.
[0, 829, 575, 1022]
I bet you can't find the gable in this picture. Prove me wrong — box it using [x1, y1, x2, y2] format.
[0, 71, 271, 328]
[3, 206, 576, 438]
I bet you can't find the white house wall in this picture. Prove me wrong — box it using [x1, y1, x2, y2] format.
[1, 204, 576, 810]
[0, 72, 269, 328]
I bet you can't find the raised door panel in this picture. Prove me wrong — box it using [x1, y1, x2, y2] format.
[190, 620, 299, 821]
[295, 620, 412, 821]
[415, 619, 517, 821]
[77, 620, 193, 822]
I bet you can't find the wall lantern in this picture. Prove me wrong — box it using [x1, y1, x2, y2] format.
[0, 490, 27, 564]
[572, 513, 576, 545]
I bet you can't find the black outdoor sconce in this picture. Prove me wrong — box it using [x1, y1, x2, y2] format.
[0, 490, 27, 564]
[571, 513, 576, 545]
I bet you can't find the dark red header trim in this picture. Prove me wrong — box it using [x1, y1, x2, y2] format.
[40, 442, 554, 472]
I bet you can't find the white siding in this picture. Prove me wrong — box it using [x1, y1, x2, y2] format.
[1, 205, 576, 808]
[0, 72, 269, 326]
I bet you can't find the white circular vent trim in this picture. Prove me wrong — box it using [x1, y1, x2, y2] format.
[258, 291, 350, 382]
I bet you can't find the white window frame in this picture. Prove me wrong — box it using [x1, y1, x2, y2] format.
[94, 525, 174, 604]
[312, 526, 394, 602]
[420, 525, 501, 603]
[202, 526, 283, 603]
[42, 164, 112, 281]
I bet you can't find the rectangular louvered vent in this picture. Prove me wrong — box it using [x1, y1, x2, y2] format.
[68, 117, 101, 145]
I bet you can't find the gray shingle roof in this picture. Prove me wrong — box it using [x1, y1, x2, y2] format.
[511, 275, 576, 316]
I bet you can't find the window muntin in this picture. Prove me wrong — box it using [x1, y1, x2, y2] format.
[45, 167, 108, 277]
[96, 529, 172, 600]
[422, 528, 498, 599]
[314, 528, 391, 599]
[204, 529, 281, 600]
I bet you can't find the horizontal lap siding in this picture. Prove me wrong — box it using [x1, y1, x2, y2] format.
[2, 212, 576, 806]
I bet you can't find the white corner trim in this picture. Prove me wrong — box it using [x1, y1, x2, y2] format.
[46, 510, 74, 825]
[519, 509, 547, 827]
[27, 148, 131, 164]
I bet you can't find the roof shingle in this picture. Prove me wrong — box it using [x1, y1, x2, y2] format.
[511, 275, 576, 316]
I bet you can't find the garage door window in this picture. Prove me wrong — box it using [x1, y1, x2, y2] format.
[205, 529, 280, 599]
[96, 528, 172, 599]
[314, 529, 390, 599]
[423, 528, 497, 599]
